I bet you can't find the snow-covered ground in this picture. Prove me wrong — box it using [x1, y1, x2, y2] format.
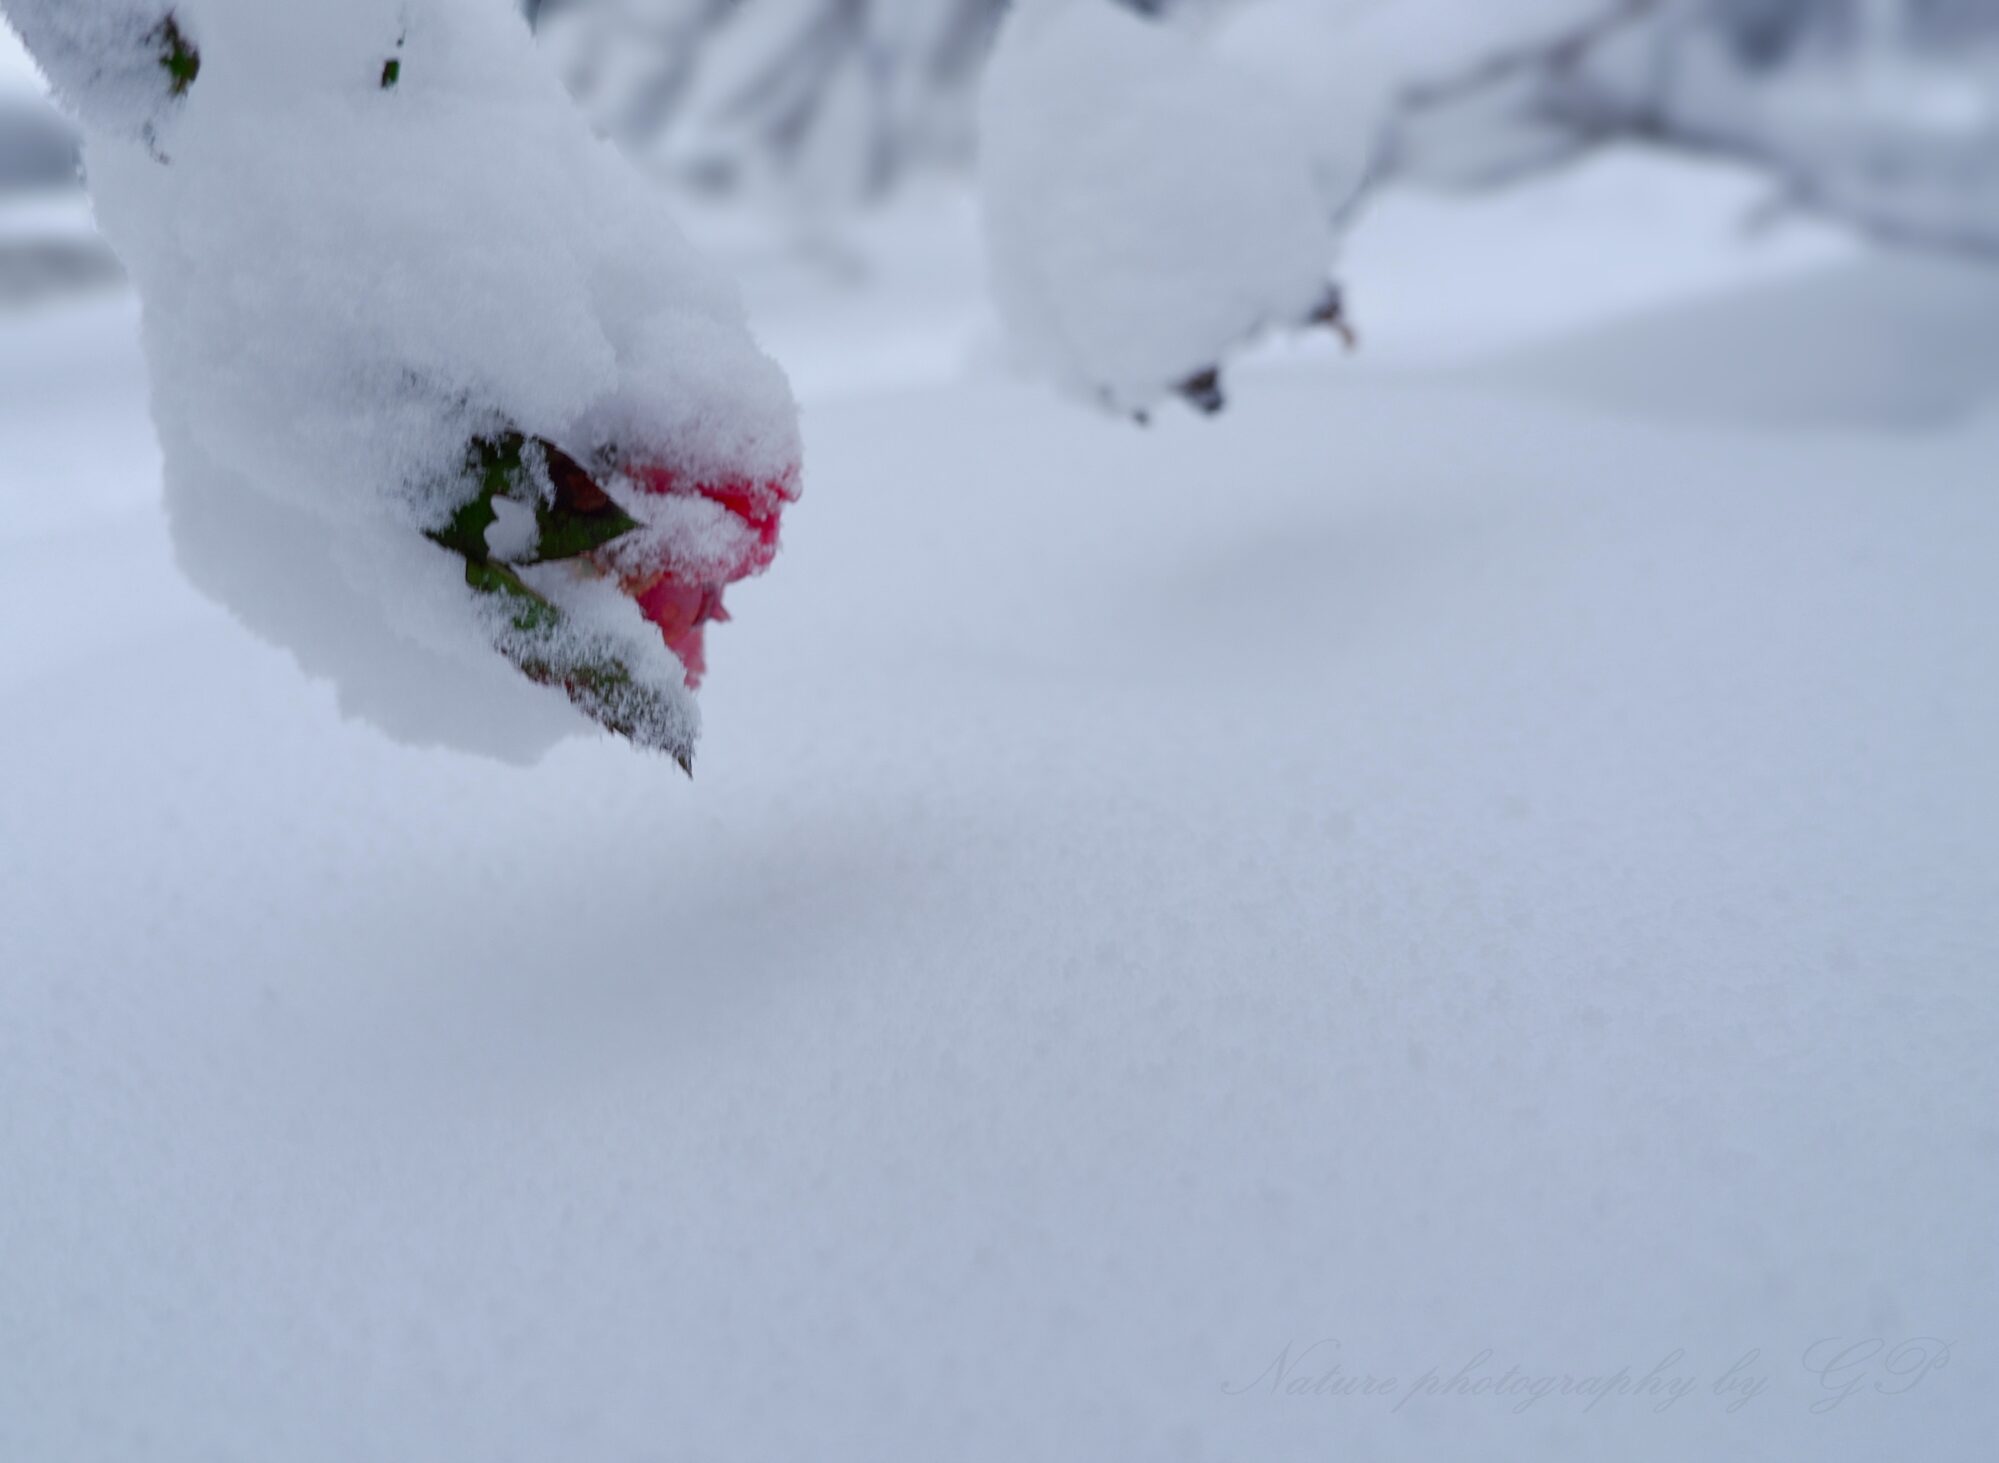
[2, 149, 1996, 1461]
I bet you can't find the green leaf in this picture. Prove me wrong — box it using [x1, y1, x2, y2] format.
[521, 435, 641, 563]
[426, 445, 690, 767]
[445, 431, 640, 567]
[470, 431, 530, 500]
[462, 558, 561, 635]
[152, 15, 200, 97]
[436, 552, 693, 768]
[431, 492, 500, 564]
[531, 492, 640, 564]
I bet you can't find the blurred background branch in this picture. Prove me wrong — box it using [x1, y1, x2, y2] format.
[519, 0, 1999, 256]
[527, 0, 1018, 208]
[5, 0, 1997, 261]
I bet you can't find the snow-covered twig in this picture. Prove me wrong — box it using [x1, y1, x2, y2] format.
[0, 0, 198, 144]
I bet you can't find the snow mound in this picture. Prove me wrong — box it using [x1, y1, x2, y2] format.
[978, 0, 1341, 416]
[45, 0, 800, 762]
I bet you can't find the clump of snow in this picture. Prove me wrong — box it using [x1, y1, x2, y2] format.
[978, 0, 1341, 415]
[30, 0, 800, 761]
[0, 0, 189, 142]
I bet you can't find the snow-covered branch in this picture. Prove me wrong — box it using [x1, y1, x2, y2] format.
[532, 0, 1009, 205]
[1563, 9, 1999, 258]
[0, 0, 197, 143]
[14, 0, 803, 764]
[523, 0, 1999, 262]
[1376, 0, 1999, 259]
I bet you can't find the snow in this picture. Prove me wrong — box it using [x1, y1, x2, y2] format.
[979, 0, 1340, 413]
[4, 141, 1998, 1462]
[51, 0, 799, 762]
[1641, 26, 1999, 250]
[533, 0, 1001, 211]
[1211, 0, 1613, 187]
[0, 0, 190, 141]
[0, 12, 75, 194]
[0, 17, 45, 93]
